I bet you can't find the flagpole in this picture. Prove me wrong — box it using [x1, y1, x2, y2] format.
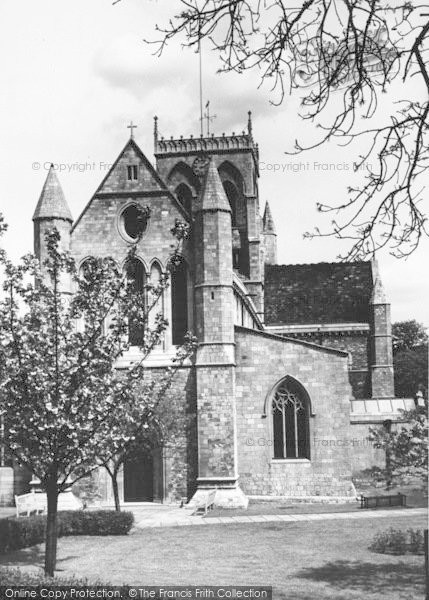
[199, 35, 203, 137]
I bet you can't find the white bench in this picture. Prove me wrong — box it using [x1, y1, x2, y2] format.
[15, 492, 46, 517]
[193, 490, 217, 516]
[15, 490, 83, 517]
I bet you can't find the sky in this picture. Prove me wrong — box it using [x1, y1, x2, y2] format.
[0, 0, 427, 326]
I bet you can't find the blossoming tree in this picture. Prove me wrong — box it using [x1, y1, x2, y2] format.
[0, 213, 195, 576]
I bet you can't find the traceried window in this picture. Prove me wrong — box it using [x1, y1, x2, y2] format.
[272, 379, 310, 459]
[125, 258, 146, 346]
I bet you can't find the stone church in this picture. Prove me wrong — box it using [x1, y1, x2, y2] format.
[3, 113, 415, 508]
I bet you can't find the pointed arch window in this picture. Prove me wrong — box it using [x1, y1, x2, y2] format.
[272, 379, 310, 459]
[222, 181, 238, 227]
[175, 183, 193, 214]
[148, 261, 164, 337]
[125, 258, 146, 346]
[171, 257, 188, 346]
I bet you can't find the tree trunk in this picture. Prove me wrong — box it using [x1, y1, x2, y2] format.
[385, 447, 392, 490]
[112, 467, 121, 512]
[44, 482, 59, 577]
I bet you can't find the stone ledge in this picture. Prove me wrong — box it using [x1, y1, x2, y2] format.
[248, 494, 357, 503]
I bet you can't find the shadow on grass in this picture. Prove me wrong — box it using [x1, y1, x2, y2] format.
[297, 560, 425, 595]
[0, 546, 79, 572]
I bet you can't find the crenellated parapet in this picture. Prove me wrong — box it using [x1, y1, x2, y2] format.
[155, 132, 258, 159]
[154, 112, 259, 165]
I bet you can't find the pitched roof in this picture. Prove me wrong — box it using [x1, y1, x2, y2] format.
[72, 137, 189, 233]
[33, 165, 73, 222]
[263, 202, 276, 233]
[264, 262, 373, 325]
[198, 159, 231, 212]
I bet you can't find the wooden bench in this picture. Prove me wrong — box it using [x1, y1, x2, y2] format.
[193, 490, 217, 516]
[360, 493, 406, 509]
[15, 492, 47, 517]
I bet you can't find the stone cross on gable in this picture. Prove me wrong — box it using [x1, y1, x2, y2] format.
[127, 121, 137, 139]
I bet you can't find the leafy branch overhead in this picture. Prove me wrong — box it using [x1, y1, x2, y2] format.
[137, 0, 429, 259]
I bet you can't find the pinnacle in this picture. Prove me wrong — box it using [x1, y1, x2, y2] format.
[199, 159, 231, 213]
[33, 166, 73, 222]
[263, 202, 276, 233]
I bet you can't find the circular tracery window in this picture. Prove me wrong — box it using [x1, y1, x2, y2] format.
[121, 204, 148, 241]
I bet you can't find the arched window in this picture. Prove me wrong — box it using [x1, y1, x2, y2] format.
[175, 183, 193, 214]
[222, 181, 238, 227]
[272, 378, 310, 459]
[79, 258, 94, 281]
[171, 257, 188, 346]
[148, 261, 164, 336]
[125, 258, 146, 346]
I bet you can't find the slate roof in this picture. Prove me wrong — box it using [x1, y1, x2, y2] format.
[264, 262, 373, 325]
[33, 165, 73, 222]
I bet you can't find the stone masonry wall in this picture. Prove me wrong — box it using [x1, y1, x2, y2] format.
[96, 366, 197, 506]
[283, 332, 371, 399]
[234, 327, 356, 497]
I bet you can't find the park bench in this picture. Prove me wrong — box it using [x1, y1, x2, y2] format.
[360, 493, 406, 509]
[15, 489, 83, 517]
[193, 490, 217, 516]
[15, 491, 47, 517]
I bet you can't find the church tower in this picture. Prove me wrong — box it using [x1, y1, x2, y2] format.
[153, 112, 263, 319]
[33, 165, 73, 290]
[192, 159, 248, 508]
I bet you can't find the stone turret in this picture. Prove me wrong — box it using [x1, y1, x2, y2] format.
[33, 165, 73, 290]
[370, 258, 394, 397]
[262, 201, 277, 265]
[192, 159, 248, 508]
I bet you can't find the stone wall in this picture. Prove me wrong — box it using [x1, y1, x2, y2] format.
[234, 327, 356, 497]
[95, 366, 197, 506]
[349, 423, 385, 475]
[304, 332, 370, 399]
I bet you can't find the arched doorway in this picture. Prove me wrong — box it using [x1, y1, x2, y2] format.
[122, 427, 165, 503]
[123, 450, 154, 502]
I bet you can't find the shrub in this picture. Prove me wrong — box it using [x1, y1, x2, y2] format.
[408, 528, 425, 554]
[0, 514, 46, 553]
[0, 567, 100, 586]
[58, 510, 134, 536]
[369, 527, 425, 555]
[0, 510, 134, 554]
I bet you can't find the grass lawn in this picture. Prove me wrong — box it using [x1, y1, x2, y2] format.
[0, 515, 427, 600]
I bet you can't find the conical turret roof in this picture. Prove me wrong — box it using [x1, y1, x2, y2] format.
[33, 165, 73, 222]
[263, 202, 276, 233]
[200, 159, 231, 212]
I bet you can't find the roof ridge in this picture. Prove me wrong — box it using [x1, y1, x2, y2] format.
[268, 261, 371, 268]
